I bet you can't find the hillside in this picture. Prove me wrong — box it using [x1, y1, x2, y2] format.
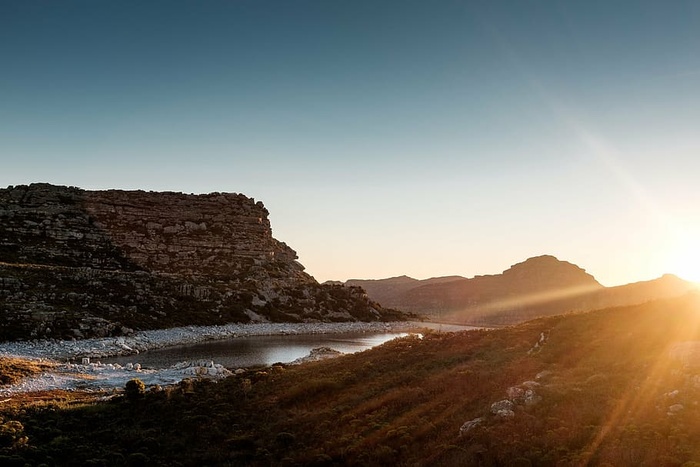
[347, 255, 697, 325]
[0, 183, 405, 341]
[2, 294, 700, 465]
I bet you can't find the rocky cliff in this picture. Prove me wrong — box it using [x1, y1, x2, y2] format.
[0, 183, 404, 341]
[347, 255, 697, 325]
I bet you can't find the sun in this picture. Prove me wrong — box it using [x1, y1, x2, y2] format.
[667, 239, 700, 284]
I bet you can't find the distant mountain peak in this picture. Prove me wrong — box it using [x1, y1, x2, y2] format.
[501, 255, 601, 287]
[347, 275, 417, 284]
[506, 254, 577, 271]
[344, 255, 697, 326]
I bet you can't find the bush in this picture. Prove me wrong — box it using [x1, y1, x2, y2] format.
[125, 378, 146, 401]
[0, 420, 28, 449]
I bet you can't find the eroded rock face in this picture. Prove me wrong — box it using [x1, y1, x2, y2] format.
[0, 184, 403, 340]
[0, 183, 303, 276]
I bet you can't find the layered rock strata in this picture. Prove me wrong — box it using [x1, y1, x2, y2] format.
[0, 183, 403, 340]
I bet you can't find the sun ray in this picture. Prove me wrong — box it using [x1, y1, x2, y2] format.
[576, 297, 700, 465]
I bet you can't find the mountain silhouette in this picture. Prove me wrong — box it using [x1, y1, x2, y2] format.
[345, 255, 697, 325]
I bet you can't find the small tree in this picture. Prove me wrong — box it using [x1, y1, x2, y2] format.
[125, 378, 146, 401]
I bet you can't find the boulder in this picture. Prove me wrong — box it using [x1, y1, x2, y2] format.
[459, 417, 484, 436]
[495, 409, 515, 418]
[523, 389, 542, 406]
[506, 386, 525, 400]
[490, 400, 514, 414]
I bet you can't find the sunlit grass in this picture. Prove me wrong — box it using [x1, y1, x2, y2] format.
[0, 357, 53, 386]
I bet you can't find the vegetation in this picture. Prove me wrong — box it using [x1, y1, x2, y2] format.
[2, 294, 700, 465]
[125, 379, 146, 401]
[0, 261, 409, 341]
[0, 358, 52, 386]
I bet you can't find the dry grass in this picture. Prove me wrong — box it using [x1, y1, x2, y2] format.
[0, 357, 53, 386]
[2, 294, 700, 465]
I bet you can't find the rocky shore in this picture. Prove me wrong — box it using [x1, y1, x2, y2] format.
[0, 321, 420, 361]
[0, 321, 422, 395]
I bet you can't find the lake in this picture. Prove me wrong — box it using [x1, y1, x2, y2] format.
[102, 322, 481, 369]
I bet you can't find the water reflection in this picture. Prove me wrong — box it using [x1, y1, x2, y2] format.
[103, 332, 410, 369]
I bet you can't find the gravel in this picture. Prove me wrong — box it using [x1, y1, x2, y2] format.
[0, 321, 420, 395]
[0, 321, 418, 361]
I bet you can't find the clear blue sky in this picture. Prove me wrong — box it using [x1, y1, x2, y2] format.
[2, 1, 700, 285]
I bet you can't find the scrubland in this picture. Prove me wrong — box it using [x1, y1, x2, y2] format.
[2, 294, 700, 466]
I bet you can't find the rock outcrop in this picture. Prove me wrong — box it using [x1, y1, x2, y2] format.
[0, 183, 405, 341]
[346, 255, 697, 325]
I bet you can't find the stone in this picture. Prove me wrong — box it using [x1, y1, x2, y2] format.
[290, 347, 343, 365]
[459, 417, 484, 436]
[495, 409, 515, 418]
[668, 404, 684, 415]
[507, 386, 525, 400]
[523, 389, 542, 406]
[490, 400, 514, 414]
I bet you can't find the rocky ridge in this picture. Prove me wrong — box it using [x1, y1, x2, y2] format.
[0, 183, 405, 340]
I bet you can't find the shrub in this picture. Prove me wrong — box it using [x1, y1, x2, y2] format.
[0, 420, 28, 449]
[125, 378, 146, 401]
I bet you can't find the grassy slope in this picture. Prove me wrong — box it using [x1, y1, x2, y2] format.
[2, 294, 700, 466]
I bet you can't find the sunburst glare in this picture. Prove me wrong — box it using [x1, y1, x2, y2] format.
[666, 232, 700, 283]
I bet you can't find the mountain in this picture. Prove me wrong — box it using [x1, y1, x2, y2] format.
[344, 274, 465, 308]
[0, 183, 405, 341]
[345, 255, 697, 324]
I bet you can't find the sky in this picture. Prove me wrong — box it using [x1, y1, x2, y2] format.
[2, 1, 700, 286]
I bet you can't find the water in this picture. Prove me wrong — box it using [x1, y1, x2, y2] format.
[102, 331, 411, 369]
[101, 322, 482, 370]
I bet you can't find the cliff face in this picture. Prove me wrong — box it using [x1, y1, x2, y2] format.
[347, 255, 697, 325]
[0, 184, 403, 341]
[0, 183, 304, 277]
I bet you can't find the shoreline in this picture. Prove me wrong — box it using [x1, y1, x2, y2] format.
[0, 321, 425, 362]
